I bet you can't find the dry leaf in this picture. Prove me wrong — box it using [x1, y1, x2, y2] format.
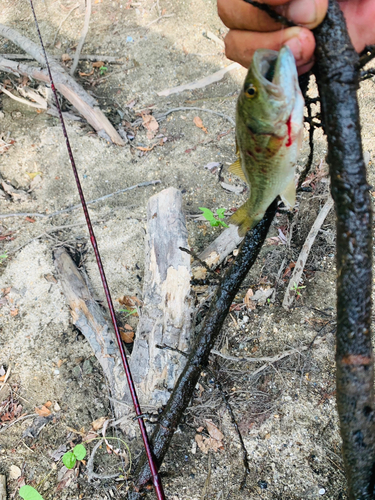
[193, 116, 208, 133]
[78, 70, 94, 77]
[205, 419, 224, 442]
[61, 54, 71, 62]
[244, 288, 256, 311]
[9, 465, 22, 479]
[142, 113, 159, 140]
[92, 61, 105, 68]
[118, 295, 142, 308]
[10, 309, 19, 317]
[35, 405, 51, 417]
[25, 171, 42, 180]
[44, 401, 52, 408]
[91, 416, 107, 431]
[120, 327, 134, 343]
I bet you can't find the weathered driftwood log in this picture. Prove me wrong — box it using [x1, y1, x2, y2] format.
[0, 24, 125, 146]
[197, 224, 243, 269]
[53, 247, 128, 421]
[0, 475, 6, 500]
[128, 187, 193, 407]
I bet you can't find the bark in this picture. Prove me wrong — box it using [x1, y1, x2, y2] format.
[128, 187, 193, 408]
[133, 201, 277, 488]
[314, 1, 375, 498]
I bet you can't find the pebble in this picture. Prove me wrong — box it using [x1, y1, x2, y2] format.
[319, 488, 326, 495]
[54, 369, 59, 375]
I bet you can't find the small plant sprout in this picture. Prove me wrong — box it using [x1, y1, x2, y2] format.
[199, 207, 229, 228]
[99, 66, 108, 76]
[62, 443, 87, 469]
[0, 252, 8, 264]
[19, 485, 45, 500]
[119, 307, 137, 317]
[291, 282, 306, 297]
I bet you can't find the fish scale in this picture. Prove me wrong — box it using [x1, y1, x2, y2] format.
[229, 46, 304, 236]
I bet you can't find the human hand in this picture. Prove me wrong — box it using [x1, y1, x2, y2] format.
[218, 0, 375, 74]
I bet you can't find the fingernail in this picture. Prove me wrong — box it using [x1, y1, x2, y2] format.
[284, 37, 303, 62]
[287, 0, 317, 26]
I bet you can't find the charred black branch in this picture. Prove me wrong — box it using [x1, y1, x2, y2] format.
[314, 1, 375, 498]
[359, 45, 375, 68]
[360, 68, 375, 81]
[133, 202, 277, 489]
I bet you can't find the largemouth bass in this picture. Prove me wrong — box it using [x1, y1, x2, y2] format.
[230, 46, 304, 236]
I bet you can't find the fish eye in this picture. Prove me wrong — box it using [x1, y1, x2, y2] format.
[245, 84, 257, 98]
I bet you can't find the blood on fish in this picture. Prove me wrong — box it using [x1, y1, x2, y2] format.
[286, 116, 292, 147]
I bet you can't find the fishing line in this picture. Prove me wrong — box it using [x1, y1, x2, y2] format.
[27, 1, 166, 498]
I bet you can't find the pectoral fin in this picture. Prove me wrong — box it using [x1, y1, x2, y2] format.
[229, 158, 247, 182]
[280, 178, 296, 209]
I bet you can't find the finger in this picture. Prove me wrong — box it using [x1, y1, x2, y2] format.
[224, 27, 315, 69]
[339, 0, 375, 52]
[218, 0, 327, 31]
[218, 0, 285, 31]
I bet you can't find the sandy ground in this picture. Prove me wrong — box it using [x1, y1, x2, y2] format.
[0, 0, 374, 499]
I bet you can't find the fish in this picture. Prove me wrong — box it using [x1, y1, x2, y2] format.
[229, 46, 304, 236]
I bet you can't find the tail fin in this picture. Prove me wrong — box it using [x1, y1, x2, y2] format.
[230, 202, 256, 237]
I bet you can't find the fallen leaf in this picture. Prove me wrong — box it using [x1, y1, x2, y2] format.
[56, 468, 75, 491]
[10, 308, 18, 317]
[91, 416, 107, 431]
[25, 217, 36, 223]
[9, 465, 22, 479]
[203, 161, 221, 172]
[193, 116, 208, 133]
[50, 444, 67, 461]
[244, 288, 256, 311]
[44, 401, 52, 408]
[220, 182, 244, 194]
[78, 70, 94, 77]
[61, 53, 71, 62]
[283, 261, 295, 278]
[120, 327, 134, 343]
[35, 405, 51, 417]
[92, 61, 105, 68]
[118, 295, 142, 308]
[142, 113, 159, 140]
[25, 171, 42, 180]
[205, 419, 224, 442]
[124, 323, 133, 331]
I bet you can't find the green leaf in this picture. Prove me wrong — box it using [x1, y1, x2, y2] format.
[199, 207, 216, 224]
[216, 208, 226, 219]
[62, 451, 77, 469]
[73, 444, 86, 460]
[19, 485, 45, 500]
[218, 221, 229, 228]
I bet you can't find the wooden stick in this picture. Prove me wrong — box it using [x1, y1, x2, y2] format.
[0, 53, 122, 63]
[0, 23, 125, 145]
[0, 475, 6, 500]
[282, 196, 333, 309]
[198, 224, 243, 269]
[70, 0, 91, 76]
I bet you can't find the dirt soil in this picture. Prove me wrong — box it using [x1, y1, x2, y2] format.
[0, 1, 375, 499]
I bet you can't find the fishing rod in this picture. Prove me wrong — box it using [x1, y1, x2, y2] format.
[28, 1, 166, 498]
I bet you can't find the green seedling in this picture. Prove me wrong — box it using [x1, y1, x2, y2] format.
[62, 443, 87, 469]
[0, 252, 8, 264]
[199, 207, 229, 228]
[19, 485, 45, 500]
[119, 307, 137, 317]
[291, 282, 306, 297]
[99, 66, 108, 76]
